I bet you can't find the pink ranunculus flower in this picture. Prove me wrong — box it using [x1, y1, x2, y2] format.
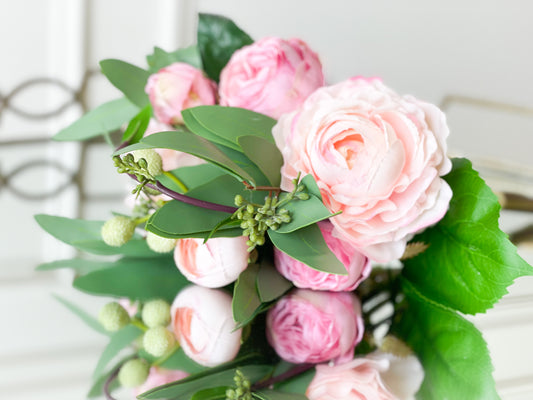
[144, 119, 204, 171]
[134, 367, 189, 397]
[145, 62, 217, 125]
[272, 77, 453, 262]
[219, 37, 324, 119]
[173, 236, 249, 288]
[171, 285, 242, 367]
[306, 352, 424, 400]
[266, 289, 363, 364]
[274, 221, 371, 291]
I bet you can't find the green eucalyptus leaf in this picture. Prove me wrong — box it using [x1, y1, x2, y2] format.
[87, 356, 127, 398]
[275, 195, 335, 234]
[53, 98, 138, 141]
[403, 158, 533, 314]
[122, 104, 152, 144]
[157, 347, 206, 375]
[147, 45, 202, 72]
[161, 164, 227, 193]
[34, 214, 157, 257]
[138, 364, 272, 399]
[73, 256, 186, 302]
[233, 264, 262, 326]
[256, 261, 292, 303]
[254, 390, 309, 400]
[273, 368, 315, 395]
[393, 279, 499, 400]
[238, 135, 282, 187]
[52, 294, 110, 336]
[300, 175, 322, 200]
[197, 13, 254, 82]
[100, 59, 150, 107]
[191, 386, 229, 400]
[268, 225, 346, 275]
[37, 258, 114, 273]
[215, 144, 271, 187]
[92, 325, 142, 380]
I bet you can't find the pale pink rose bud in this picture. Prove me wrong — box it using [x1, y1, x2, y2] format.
[171, 285, 242, 367]
[145, 62, 217, 125]
[219, 37, 324, 119]
[144, 119, 205, 171]
[274, 221, 371, 291]
[273, 77, 452, 262]
[134, 367, 189, 396]
[173, 236, 249, 288]
[306, 352, 424, 400]
[266, 289, 363, 364]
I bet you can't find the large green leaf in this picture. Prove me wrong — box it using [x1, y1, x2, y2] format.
[147, 45, 202, 72]
[268, 225, 346, 275]
[53, 294, 110, 336]
[37, 258, 115, 273]
[191, 387, 228, 400]
[403, 158, 532, 314]
[275, 195, 335, 234]
[100, 59, 150, 108]
[53, 98, 138, 141]
[160, 164, 226, 193]
[197, 14, 254, 82]
[92, 325, 142, 380]
[393, 279, 499, 400]
[73, 256, 186, 302]
[35, 214, 157, 257]
[254, 390, 309, 400]
[238, 136, 282, 187]
[232, 264, 262, 326]
[256, 261, 292, 303]
[139, 365, 272, 399]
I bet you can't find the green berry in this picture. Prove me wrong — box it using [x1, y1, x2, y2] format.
[101, 216, 136, 247]
[146, 231, 176, 253]
[142, 299, 171, 328]
[118, 359, 149, 388]
[98, 302, 130, 332]
[132, 149, 163, 176]
[143, 326, 175, 357]
[234, 195, 244, 206]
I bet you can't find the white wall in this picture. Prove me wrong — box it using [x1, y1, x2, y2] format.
[1, 0, 532, 398]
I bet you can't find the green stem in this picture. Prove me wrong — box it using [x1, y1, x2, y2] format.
[130, 317, 148, 332]
[163, 171, 188, 193]
[133, 215, 151, 226]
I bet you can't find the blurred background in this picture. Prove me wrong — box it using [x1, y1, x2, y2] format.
[1, 0, 532, 398]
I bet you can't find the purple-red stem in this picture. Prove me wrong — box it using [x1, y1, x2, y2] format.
[251, 363, 314, 391]
[103, 367, 119, 400]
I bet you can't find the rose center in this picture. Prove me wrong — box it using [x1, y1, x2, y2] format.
[334, 132, 364, 169]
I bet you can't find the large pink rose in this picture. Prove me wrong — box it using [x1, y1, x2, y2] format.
[306, 352, 424, 400]
[275, 221, 370, 291]
[173, 236, 249, 288]
[273, 77, 452, 261]
[171, 285, 242, 367]
[266, 289, 363, 364]
[145, 62, 216, 124]
[134, 367, 189, 396]
[219, 37, 324, 119]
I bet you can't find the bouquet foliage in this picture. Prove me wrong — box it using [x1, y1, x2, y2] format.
[36, 14, 532, 400]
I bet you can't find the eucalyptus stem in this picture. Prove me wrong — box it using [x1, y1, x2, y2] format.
[251, 363, 314, 391]
[163, 171, 189, 193]
[103, 367, 120, 400]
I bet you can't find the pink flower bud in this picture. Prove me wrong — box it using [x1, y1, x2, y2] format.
[174, 236, 249, 288]
[134, 367, 189, 396]
[275, 221, 371, 291]
[171, 285, 242, 367]
[219, 37, 324, 119]
[145, 62, 217, 125]
[266, 289, 363, 364]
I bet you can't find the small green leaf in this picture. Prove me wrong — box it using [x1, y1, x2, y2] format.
[92, 325, 142, 380]
[147, 45, 202, 72]
[268, 225, 346, 275]
[256, 261, 292, 303]
[403, 158, 533, 314]
[300, 175, 322, 201]
[157, 347, 206, 374]
[233, 264, 262, 325]
[53, 98, 138, 141]
[254, 390, 309, 400]
[393, 279, 499, 400]
[37, 258, 114, 273]
[100, 59, 150, 108]
[191, 386, 229, 400]
[275, 195, 335, 234]
[238, 136, 282, 187]
[52, 294, 110, 336]
[73, 256, 187, 302]
[122, 104, 152, 144]
[138, 365, 272, 399]
[197, 14, 254, 82]
[35, 214, 157, 257]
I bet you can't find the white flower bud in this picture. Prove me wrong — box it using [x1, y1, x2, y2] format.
[171, 285, 242, 367]
[133, 149, 163, 176]
[142, 299, 171, 328]
[143, 326, 175, 357]
[98, 302, 130, 332]
[101, 216, 136, 247]
[173, 236, 249, 288]
[146, 231, 177, 253]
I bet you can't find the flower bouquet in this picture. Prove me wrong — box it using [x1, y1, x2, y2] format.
[36, 14, 532, 400]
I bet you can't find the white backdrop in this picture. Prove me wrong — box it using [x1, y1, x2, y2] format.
[1, 0, 532, 398]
